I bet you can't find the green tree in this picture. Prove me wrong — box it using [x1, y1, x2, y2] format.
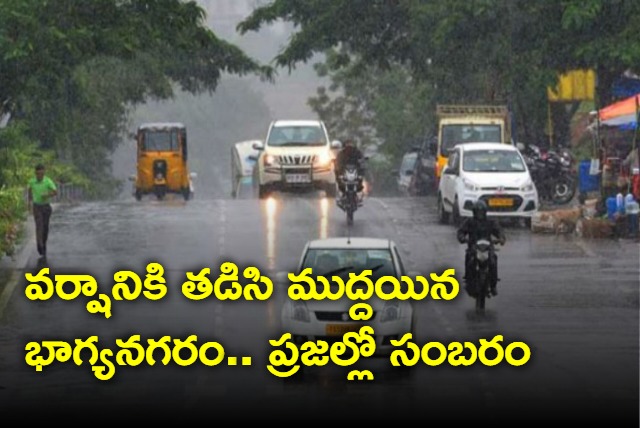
[238, 0, 640, 146]
[0, 0, 273, 197]
[309, 52, 434, 159]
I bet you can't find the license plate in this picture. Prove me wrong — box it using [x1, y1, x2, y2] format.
[285, 174, 311, 183]
[325, 323, 362, 335]
[488, 198, 513, 207]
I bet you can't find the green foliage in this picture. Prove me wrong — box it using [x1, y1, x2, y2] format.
[309, 51, 434, 165]
[240, 0, 640, 147]
[0, 121, 89, 187]
[0, 120, 89, 257]
[0, 0, 273, 200]
[0, 186, 26, 256]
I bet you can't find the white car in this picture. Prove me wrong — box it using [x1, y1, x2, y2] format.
[437, 142, 539, 227]
[231, 140, 260, 198]
[279, 237, 416, 357]
[252, 119, 341, 199]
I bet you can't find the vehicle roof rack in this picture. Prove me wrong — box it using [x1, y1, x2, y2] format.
[436, 105, 508, 117]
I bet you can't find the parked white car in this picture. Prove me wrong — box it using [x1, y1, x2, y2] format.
[279, 237, 416, 358]
[252, 119, 341, 199]
[437, 142, 538, 227]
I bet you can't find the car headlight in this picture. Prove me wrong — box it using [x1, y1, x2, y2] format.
[521, 180, 535, 192]
[380, 300, 400, 322]
[264, 154, 279, 166]
[314, 151, 332, 167]
[291, 301, 310, 322]
[463, 178, 478, 192]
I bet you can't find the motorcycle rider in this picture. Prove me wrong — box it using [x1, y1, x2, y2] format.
[335, 138, 365, 204]
[457, 200, 506, 297]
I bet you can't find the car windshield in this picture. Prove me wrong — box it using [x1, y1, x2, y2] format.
[267, 125, 327, 147]
[301, 248, 396, 278]
[463, 149, 526, 172]
[142, 129, 180, 152]
[441, 124, 502, 155]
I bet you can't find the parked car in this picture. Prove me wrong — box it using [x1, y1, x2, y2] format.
[437, 142, 539, 227]
[398, 136, 438, 196]
[396, 150, 419, 196]
[278, 237, 416, 358]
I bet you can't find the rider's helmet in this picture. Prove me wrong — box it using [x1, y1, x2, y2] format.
[472, 200, 488, 221]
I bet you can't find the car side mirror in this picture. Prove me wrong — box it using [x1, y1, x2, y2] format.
[128, 175, 136, 182]
[252, 141, 264, 151]
[189, 172, 197, 179]
[129, 132, 137, 141]
[429, 142, 438, 156]
[331, 140, 342, 150]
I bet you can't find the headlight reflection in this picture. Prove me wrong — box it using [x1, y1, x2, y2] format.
[265, 197, 277, 271]
[319, 197, 329, 239]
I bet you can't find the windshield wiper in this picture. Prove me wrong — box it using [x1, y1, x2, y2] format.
[319, 264, 387, 277]
[319, 266, 354, 277]
[278, 141, 308, 146]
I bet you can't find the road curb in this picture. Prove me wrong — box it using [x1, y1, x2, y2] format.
[0, 217, 35, 319]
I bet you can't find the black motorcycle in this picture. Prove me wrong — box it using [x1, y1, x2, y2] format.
[522, 144, 577, 205]
[466, 237, 502, 313]
[337, 163, 362, 225]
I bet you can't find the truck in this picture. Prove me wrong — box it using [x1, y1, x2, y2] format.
[434, 104, 512, 183]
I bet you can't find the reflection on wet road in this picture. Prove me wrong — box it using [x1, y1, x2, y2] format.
[0, 194, 637, 422]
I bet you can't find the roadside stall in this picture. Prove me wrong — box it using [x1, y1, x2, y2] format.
[531, 93, 640, 239]
[583, 93, 640, 238]
[597, 93, 640, 201]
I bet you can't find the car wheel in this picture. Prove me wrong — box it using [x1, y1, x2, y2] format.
[134, 189, 142, 201]
[437, 194, 449, 224]
[452, 196, 461, 226]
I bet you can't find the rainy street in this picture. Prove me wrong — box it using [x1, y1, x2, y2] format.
[0, 194, 637, 422]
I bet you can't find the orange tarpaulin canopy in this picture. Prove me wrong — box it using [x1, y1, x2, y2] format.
[599, 94, 640, 128]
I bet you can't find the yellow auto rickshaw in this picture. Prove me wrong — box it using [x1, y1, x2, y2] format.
[130, 122, 194, 201]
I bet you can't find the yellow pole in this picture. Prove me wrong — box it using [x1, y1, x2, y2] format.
[547, 101, 554, 148]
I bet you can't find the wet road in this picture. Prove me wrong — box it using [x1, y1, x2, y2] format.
[0, 194, 637, 423]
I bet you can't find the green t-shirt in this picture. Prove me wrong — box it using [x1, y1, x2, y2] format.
[28, 176, 57, 204]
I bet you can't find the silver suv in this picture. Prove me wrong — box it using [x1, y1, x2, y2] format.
[252, 119, 341, 199]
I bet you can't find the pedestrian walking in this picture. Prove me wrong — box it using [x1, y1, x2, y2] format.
[27, 164, 57, 257]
